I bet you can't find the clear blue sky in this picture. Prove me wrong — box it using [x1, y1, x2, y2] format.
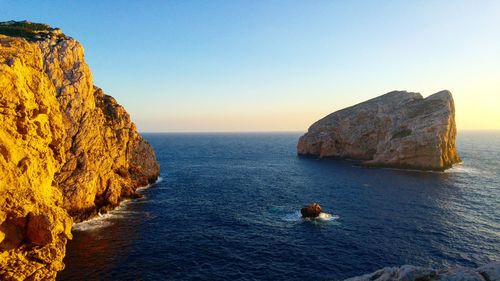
[3, 1, 500, 131]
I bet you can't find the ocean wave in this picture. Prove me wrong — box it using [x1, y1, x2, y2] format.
[72, 212, 118, 231]
[283, 211, 340, 222]
[445, 164, 482, 175]
[136, 176, 164, 192]
[72, 177, 163, 231]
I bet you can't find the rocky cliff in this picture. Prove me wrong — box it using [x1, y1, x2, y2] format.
[0, 21, 160, 280]
[344, 261, 500, 281]
[298, 90, 460, 171]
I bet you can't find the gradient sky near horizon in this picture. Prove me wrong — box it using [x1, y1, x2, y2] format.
[2, 1, 500, 132]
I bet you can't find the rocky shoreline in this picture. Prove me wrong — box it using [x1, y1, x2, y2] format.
[344, 262, 500, 281]
[0, 21, 160, 280]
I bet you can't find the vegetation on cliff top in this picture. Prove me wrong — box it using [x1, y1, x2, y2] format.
[0, 20, 65, 41]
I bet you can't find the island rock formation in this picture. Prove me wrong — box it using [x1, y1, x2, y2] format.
[344, 261, 500, 281]
[0, 21, 160, 280]
[297, 90, 460, 171]
[300, 203, 322, 218]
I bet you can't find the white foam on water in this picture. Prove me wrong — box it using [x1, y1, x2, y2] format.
[136, 176, 164, 192]
[72, 212, 115, 231]
[283, 211, 340, 222]
[72, 176, 163, 231]
[445, 164, 482, 175]
[316, 212, 339, 221]
[283, 211, 302, 222]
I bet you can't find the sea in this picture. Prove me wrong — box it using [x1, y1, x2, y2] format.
[58, 131, 500, 281]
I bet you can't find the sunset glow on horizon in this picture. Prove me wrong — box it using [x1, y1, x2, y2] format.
[3, 1, 500, 132]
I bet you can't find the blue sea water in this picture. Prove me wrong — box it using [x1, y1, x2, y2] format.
[58, 132, 500, 281]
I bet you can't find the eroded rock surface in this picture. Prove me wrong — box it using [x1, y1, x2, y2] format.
[0, 21, 159, 280]
[298, 91, 460, 171]
[300, 203, 322, 218]
[344, 262, 500, 281]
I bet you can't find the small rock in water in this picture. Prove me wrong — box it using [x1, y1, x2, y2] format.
[300, 203, 322, 218]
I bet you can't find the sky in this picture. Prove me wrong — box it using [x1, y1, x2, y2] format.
[2, 1, 500, 132]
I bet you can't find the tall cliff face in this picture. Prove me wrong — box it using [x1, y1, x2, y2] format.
[298, 91, 460, 171]
[0, 22, 160, 280]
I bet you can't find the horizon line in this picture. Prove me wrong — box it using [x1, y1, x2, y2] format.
[139, 130, 305, 134]
[139, 129, 500, 134]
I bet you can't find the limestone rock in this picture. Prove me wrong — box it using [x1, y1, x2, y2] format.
[344, 262, 500, 281]
[300, 203, 322, 218]
[298, 90, 460, 171]
[477, 262, 500, 281]
[0, 21, 159, 280]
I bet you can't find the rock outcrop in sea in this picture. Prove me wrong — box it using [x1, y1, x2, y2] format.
[0, 21, 160, 280]
[344, 261, 500, 281]
[298, 90, 461, 171]
[300, 203, 322, 218]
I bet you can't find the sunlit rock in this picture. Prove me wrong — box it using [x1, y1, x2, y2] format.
[0, 21, 160, 280]
[298, 90, 461, 171]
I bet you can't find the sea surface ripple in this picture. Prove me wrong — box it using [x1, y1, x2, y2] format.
[59, 131, 500, 281]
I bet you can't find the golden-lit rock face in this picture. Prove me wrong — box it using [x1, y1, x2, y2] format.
[298, 91, 460, 171]
[0, 24, 159, 280]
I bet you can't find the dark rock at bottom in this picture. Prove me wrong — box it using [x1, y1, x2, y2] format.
[344, 261, 500, 281]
